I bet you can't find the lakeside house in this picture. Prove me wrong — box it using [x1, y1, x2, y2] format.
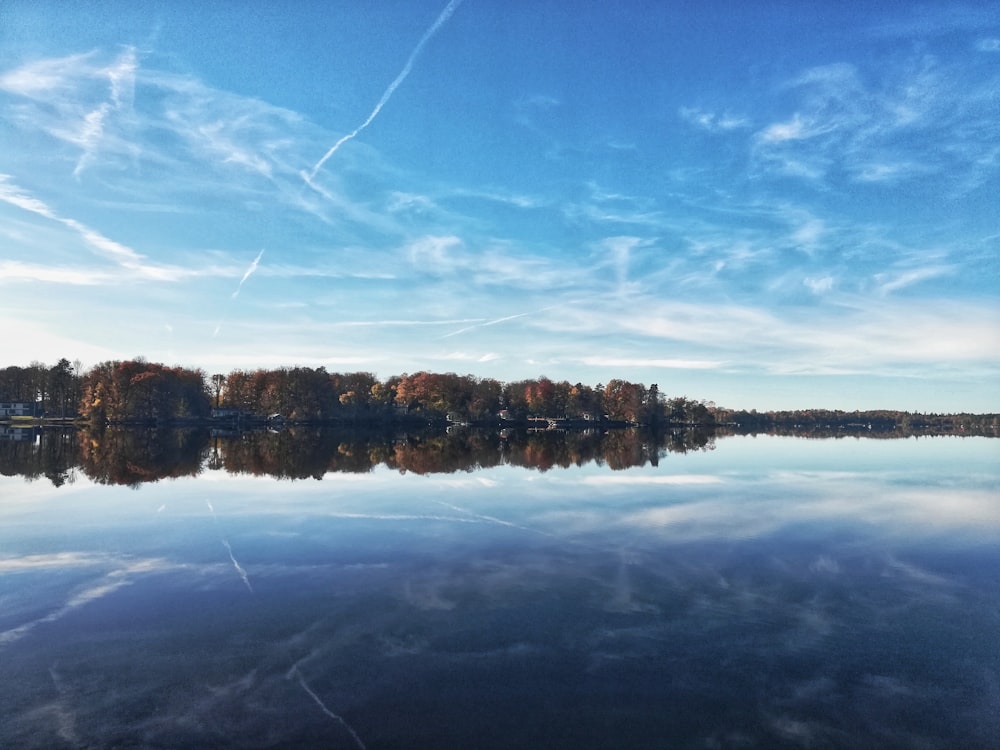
[210, 408, 243, 420]
[0, 402, 39, 418]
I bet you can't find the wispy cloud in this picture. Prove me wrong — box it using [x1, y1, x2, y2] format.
[0, 259, 111, 285]
[0, 51, 96, 94]
[74, 47, 137, 177]
[0, 174, 190, 280]
[874, 265, 953, 295]
[803, 276, 835, 295]
[679, 106, 750, 132]
[749, 54, 1000, 189]
[577, 357, 724, 370]
[1, 48, 140, 178]
[549, 295, 1000, 377]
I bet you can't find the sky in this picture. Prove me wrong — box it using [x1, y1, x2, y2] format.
[0, 1, 997, 412]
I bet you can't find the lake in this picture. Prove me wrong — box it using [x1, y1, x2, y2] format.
[1, 431, 998, 749]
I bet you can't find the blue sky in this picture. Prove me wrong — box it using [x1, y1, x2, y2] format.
[1, 1, 997, 411]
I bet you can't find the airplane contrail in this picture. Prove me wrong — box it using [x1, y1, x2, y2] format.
[214, 248, 265, 337]
[305, 0, 464, 182]
[440, 310, 532, 338]
[232, 248, 264, 299]
[440, 302, 569, 339]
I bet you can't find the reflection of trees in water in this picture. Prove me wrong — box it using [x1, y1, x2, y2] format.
[217, 429, 392, 479]
[2, 427, 721, 485]
[0, 427, 77, 486]
[76, 428, 208, 487]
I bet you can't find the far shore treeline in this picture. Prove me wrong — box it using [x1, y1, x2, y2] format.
[0, 358, 997, 435]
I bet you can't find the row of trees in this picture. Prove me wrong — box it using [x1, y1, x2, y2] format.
[0, 360, 716, 424]
[0, 359, 81, 417]
[1, 360, 212, 422]
[215, 369, 713, 425]
[714, 408, 1000, 436]
[2, 359, 996, 431]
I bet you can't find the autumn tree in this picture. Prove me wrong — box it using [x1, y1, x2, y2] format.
[79, 360, 210, 423]
[603, 379, 647, 423]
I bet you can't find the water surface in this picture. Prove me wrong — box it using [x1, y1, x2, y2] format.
[1, 434, 997, 748]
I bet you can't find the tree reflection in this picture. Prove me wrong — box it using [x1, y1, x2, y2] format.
[76, 428, 207, 487]
[1, 426, 723, 486]
[0, 427, 77, 485]
[6, 422, 991, 487]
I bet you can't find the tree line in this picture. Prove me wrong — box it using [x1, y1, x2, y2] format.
[1, 358, 996, 433]
[1, 359, 712, 426]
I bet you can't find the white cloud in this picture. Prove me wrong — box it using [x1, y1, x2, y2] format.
[0, 260, 110, 285]
[853, 161, 922, 182]
[0, 48, 138, 178]
[749, 53, 1000, 191]
[407, 234, 464, 270]
[578, 356, 723, 370]
[791, 218, 825, 247]
[758, 114, 812, 143]
[0, 51, 96, 95]
[0, 175, 196, 281]
[550, 295, 1000, 377]
[679, 106, 750, 132]
[440, 351, 503, 363]
[803, 276, 835, 294]
[874, 265, 952, 295]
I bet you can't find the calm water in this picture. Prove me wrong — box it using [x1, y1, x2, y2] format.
[1, 434, 998, 749]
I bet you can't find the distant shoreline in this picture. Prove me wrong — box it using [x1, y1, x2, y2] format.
[2, 359, 996, 436]
[2, 414, 996, 439]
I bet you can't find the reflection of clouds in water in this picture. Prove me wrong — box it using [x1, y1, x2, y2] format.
[220, 538, 254, 594]
[0, 557, 172, 648]
[403, 578, 458, 611]
[602, 551, 659, 614]
[3, 440, 998, 748]
[326, 510, 482, 524]
[581, 474, 724, 486]
[881, 554, 954, 587]
[809, 555, 840, 574]
[436, 499, 557, 539]
[4, 537, 996, 748]
[44, 663, 81, 745]
[289, 665, 367, 750]
[0, 551, 111, 572]
[555, 483, 1000, 543]
[206, 498, 254, 594]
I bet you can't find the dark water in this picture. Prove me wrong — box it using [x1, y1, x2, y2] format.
[1, 435, 998, 749]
